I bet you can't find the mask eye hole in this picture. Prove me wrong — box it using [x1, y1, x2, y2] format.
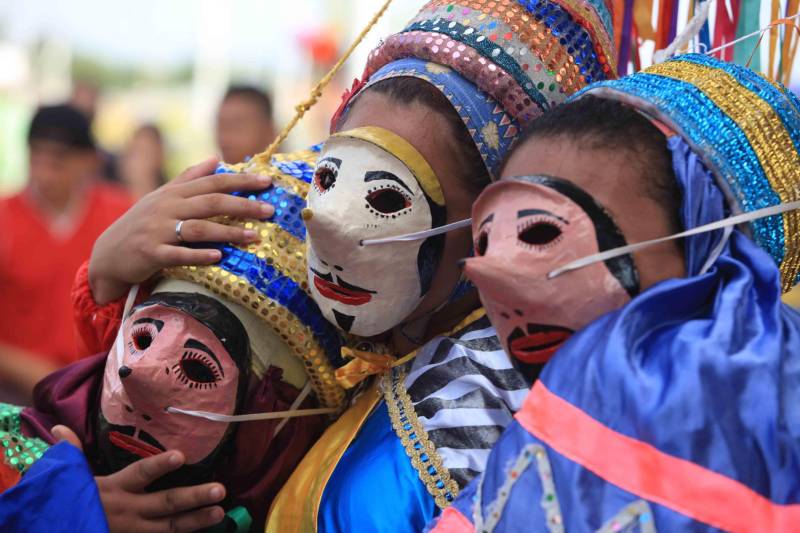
[132, 328, 154, 351]
[180, 359, 217, 383]
[519, 222, 562, 246]
[366, 188, 411, 214]
[314, 167, 337, 192]
[475, 230, 489, 256]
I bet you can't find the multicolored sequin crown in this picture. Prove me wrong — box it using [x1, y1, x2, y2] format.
[337, 0, 616, 178]
[164, 145, 349, 408]
[576, 54, 800, 293]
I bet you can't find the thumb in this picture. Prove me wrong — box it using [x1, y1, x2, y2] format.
[51, 425, 84, 452]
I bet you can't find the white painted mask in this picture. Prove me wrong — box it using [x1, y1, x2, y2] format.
[305, 126, 446, 337]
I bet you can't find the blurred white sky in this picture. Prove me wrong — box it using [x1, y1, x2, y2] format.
[0, 0, 418, 77]
[0, 0, 421, 190]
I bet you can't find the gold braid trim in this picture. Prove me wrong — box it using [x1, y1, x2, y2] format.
[383, 367, 460, 509]
[253, 0, 394, 166]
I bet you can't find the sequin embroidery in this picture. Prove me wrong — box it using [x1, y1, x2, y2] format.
[0, 404, 49, 475]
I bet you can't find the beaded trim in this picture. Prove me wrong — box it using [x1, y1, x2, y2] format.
[419, 0, 613, 83]
[408, 5, 565, 100]
[383, 367, 459, 509]
[534, 445, 564, 532]
[597, 500, 657, 533]
[402, 19, 551, 110]
[0, 404, 48, 475]
[473, 443, 563, 533]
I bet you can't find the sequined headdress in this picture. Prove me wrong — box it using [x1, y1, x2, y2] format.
[334, 0, 617, 178]
[575, 54, 800, 292]
[164, 147, 349, 408]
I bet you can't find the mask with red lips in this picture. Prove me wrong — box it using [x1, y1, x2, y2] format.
[96, 292, 251, 490]
[464, 175, 640, 377]
[305, 126, 446, 337]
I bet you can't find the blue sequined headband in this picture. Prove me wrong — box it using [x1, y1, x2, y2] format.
[574, 53, 800, 292]
[355, 57, 521, 180]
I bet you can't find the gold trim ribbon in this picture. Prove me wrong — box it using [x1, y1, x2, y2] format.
[332, 126, 445, 206]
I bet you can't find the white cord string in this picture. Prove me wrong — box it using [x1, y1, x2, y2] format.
[548, 200, 800, 279]
[272, 381, 313, 436]
[360, 218, 472, 246]
[699, 223, 734, 275]
[705, 12, 800, 56]
[165, 405, 336, 423]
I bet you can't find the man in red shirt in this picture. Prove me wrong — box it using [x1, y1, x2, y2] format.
[0, 104, 132, 400]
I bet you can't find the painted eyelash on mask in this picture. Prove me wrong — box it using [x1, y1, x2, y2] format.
[172, 350, 221, 390]
[365, 184, 413, 219]
[129, 325, 157, 352]
[313, 161, 339, 193]
[517, 217, 565, 250]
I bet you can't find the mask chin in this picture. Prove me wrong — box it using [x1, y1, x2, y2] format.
[94, 410, 234, 491]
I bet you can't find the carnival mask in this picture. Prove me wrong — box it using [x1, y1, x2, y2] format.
[464, 175, 640, 370]
[97, 292, 251, 488]
[305, 126, 446, 337]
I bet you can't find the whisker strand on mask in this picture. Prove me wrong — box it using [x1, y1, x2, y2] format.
[548, 200, 800, 279]
[360, 218, 472, 246]
[165, 406, 337, 423]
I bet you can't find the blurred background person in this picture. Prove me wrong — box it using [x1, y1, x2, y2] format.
[71, 78, 120, 183]
[117, 123, 166, 198]
[0, 104, 132, 402]
[69, 79, 100, 123]
[216, 84, 276, 164]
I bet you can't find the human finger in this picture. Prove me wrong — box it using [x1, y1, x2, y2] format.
[170, 219, 260, 246]
[51, 425, 83, 451]
[151, 244, 223, 268]
[178, 193, 274, 221]
[139, 483, 225, 519]
[177, 171, 272, 198]
[117, 451, 185, 492]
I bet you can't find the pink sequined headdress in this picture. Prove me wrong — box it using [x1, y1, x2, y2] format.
[333, 0, 617, 178]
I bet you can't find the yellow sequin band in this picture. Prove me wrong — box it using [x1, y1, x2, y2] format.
[383, 367, 460, 509]
[645, 60, 800, 292]
[332, 126, 446, 206]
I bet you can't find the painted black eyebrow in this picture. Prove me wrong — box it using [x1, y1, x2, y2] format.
[518, 209, 569, 225]
[133, 317, 164, 332]
[184, 339, 224, 377]
[364, 171, 414, 195]
[318, 156, 342, 167]
[478, 213, 494, 230]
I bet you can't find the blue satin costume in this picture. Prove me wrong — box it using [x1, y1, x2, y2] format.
[432, 57, 800, 532]
[320, 403, 437, 532]
[0, 442, 108, 532]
